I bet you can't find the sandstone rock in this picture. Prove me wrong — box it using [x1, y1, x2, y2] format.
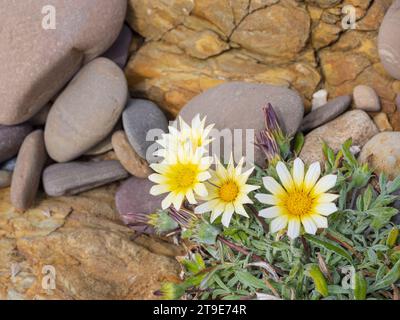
[353, 85, 381, 112]
[300, 110, 379, 164]
[0, 171, 12, 189]
[300, 95, 352, 132]
[45, 58, 128, 162]
[378, 0, 400, 79]
[43, 161, 129, 197]
[112, 131, 152, 178]
[122, 99, 168, 161]
[11, 130, 47, 210]
[0, 187, 180, 300]
[103, 25, 133, 68]
[373, 112, 393, 131]
[0, 125, 32, 163]
[180, 82, 304, 166]
[0, 0, 127, 125]
[359, 132, 400, 179]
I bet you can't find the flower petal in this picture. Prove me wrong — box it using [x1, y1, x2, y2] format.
[315, 193, 339, 203]
[172, 193, 185, 210]
[150, 184, 169, 196]
[270, 216, 288, 233]
[235, 204, 249, 218]
[195, 201, 211, 214]
[311, 214, 328, 228]
[314, 203, 338, 216]
[161, 192, 175, 210]
[276, 161, 294, 191]
[262, 177, 286, 196]
[186, 190, 197, 204]
[255, 193, 277, 205]
[194, 183, 208, 197]
[259, 206, 281, 219]
[301, 216, 317, 235]
[292, 158, 305, 188]
[287, 218, 301, 239]
[312, 175, 337, 195]
[304, 162, 321, 191]
[221, 204, 235, 227]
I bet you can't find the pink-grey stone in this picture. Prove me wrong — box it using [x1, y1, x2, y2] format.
[179, 82, 304, 166]
[0, 124, 32, 163]
[10, 130, 47, 210]
[300, 95, 351, 132]
[378, 0, 400, 80]
[1, 157, 17, 172]
[43, 160, 128, 197]
[353, 85, 381, 112]
[0, 0, 127, 125]
[45, 58, 128, 162]
[103, 25, 133, 68]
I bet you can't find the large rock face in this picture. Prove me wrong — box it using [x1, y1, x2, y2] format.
[0, 186, 181, 300]
[0, 0, 127, 125]
[125, 0, 400, 129]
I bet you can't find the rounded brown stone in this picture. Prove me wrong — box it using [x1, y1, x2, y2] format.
[10, 130, 47, 210]
[112, 130, 152, 178]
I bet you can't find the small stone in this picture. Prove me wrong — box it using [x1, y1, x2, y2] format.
[45, 58, 128, 162]
[115, 177, 163, 217]
[10, 130, 47, 210]
[0, 124, 32, 163]
[312, 89, 328, 111]
[103, 25, 133, 68]
[353, 85, 381, 112]
[122, 99, 168, 161]
[373, 112, 393, 131]
[84, 136, 113, 156]
[359, 132, 400, 180]
[300, 110, 378, 164]
[29, 103, 52, 126]
[300, 95, 352, 132]
[43, 161, 129, 197]
[112, 130, 152, 178]
[0, 170, 12, 189]
[0, 157, 17, 172]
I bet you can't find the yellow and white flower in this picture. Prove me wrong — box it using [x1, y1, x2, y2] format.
[149, 143, 212, 210]
[255, 158, 338, 239]
[155, 114, 214, 158]
[195, 156, 259, 227]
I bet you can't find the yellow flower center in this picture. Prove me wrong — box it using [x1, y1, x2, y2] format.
[284, 191, 313, 217]
[219, 181, 239, 202]
[175, 167, 197, 189]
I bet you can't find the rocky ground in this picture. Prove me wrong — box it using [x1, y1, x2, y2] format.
[0, 0, 400, 300]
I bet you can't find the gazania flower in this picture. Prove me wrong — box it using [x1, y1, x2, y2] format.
[195, 156, 259, 227]
[155, 114, 214, 158]
[255, 158, 338, 239]
[149, 143, 212, 210]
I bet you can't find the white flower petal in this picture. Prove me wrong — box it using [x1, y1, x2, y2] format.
[186, 190, 197, 204]
[311, 215, 328, 228]
[198, 171, 211, 182]
[315, 193, 339, 203]
[161, 192, 175, 210]
[292, 158, 305, 187]
[221, 204, 235, 227]
[259, 206, 281, 219]
[210, 206, 224, 222]
[270, 216, 288, 233]
[304, 162, 321, 191]
[276, 161, 294, 191]
[195, 201, 211, 214]
[314, 203, 338, 216]
[194, 183, 208, 197]
[313, 175, 337, 195]
[255, 193, 277, 205]
[235, 204, 249, 218]
[262, 177, 286, 196]
[301, 216, 317, 235]
[150, 184, 169, 196]
[172, 193, 185, 210]
[287, 218, 301, 239]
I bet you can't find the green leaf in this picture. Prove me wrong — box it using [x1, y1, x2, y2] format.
[304, 234, 353, 263]
[306, 264, 329, 298]
[373, 258, 400, 290]
[353, 272, 367, 300]
[195, 221, 221, 245]
[322, 141, 335, 167]
[386, 226, 399, 248]
[366, 207, 398, 230]
[362, 186, 373, 211]
[341, 138, 358, 168]
[235, 270, 267, 290]
[293, 132, 305, 155]
[387, 176, 400, 194]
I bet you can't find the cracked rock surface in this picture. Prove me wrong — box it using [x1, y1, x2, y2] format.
[126, 0, 400, 130]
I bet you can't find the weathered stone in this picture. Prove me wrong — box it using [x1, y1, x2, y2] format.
[29, 103, 52, 126]
[0, 187, 181, 300]
[10, 130, 47, 210]
[353, 85, 381, 112]
[122, 99, 168, 161]
[300, 110, 379, 164]
[0, 0, 127, 125]
[300, 95, 352, 132]
[312, 89, 328, 111]
[0, 171, 12, 189]
[112, 131, 152, 178]
[0, 124, 32, 163]
[45, 58, 128, 162]
[373, 112, 393, 131]
[0, 158, 17, 172]
[43, 161, 129, 197]
[103, 25, 133, 68]
[180, 82, 304, 166]
[359, 132, 400, 179]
